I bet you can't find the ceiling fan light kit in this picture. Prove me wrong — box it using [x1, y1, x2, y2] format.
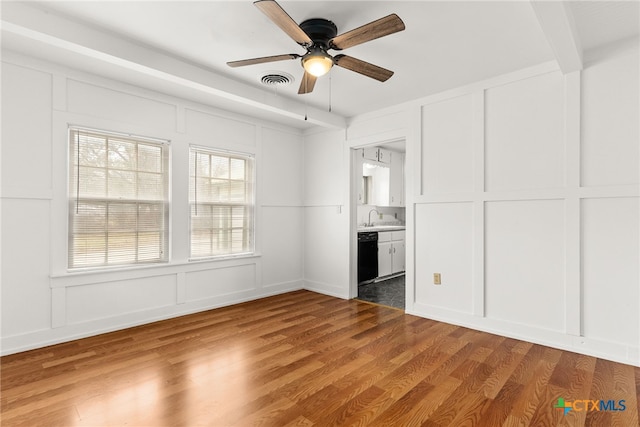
[227, 0, 405, 94]
[302, 49, 333, 77]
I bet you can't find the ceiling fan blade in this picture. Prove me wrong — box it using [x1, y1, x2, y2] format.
[334, 55, 394, 82]
[330, 14, 405, 50]
[227, 54, 299, 68]
[298, 71, 317, 94]
[254, 0, 312, 46]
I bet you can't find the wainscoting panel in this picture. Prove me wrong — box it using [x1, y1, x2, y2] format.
[421, 94, 475, 194]
[414, 202, 474, 314]
[485, 71, 565, 192]
[582, 197, 639, 346]
[485, 199, 565, 332]
[186, 264, 257, 302]
[67, 79, 177, 131]
[185, 108, 256, 149]
[66, 274, 177, 324]
[581, 52, 639, 187]
[1, 62, 52, 197]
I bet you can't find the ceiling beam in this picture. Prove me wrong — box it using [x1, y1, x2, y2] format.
[0, 3, 346, 130]
[530, 1, 583, 74]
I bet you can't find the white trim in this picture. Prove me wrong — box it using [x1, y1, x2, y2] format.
[404, 106, 420, 313]
[530, 0, 583, 73]
[0, 11, 346, 130]
[176, 271, 186, 304]
[0, 188, 53, 200]
[68, 125, 171, 145]
[564, 71, 581, 336]
[472, 91, 486, 317]
[408, 303, 640, 367]
[303, 280, 350, 300]
[50, 254, 261, 288]
[2, 281, 303, 357]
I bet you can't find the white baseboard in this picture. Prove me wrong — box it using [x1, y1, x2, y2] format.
[1, 280, 303, 356]
[302, 280, 350, 299]
[407, 302, 640, 367]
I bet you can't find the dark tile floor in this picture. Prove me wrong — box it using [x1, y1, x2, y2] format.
[357, 274, 405, 310]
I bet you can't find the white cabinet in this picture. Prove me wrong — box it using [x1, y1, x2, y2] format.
[377, 148, 390, 164]
[363, 146, 378, 162]
[389, 152, 404, 207]
[371, 165, 390, 206]
[363, 147, 390, 164]
[377, 230, 405, 277]
[378, 241, 393, 277]
[360, 148, 403, 207]
[356, 149, 365, 205]
[394, 237, 405, 272]
[362, 162, 389, 206]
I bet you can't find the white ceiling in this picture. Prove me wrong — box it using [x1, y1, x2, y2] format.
[570, 1, 640, 51]
[2, 1, 639, 129]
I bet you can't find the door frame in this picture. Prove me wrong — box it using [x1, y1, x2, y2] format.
[349, 138, 406, 300]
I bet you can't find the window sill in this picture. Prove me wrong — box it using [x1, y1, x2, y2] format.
[50, 253, 262, 288]
[188, 252, 257, 263]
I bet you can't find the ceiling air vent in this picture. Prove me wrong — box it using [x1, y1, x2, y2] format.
[259, 72, 294, 87]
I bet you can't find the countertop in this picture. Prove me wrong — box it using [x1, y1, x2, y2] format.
[357, 225, 406, 232]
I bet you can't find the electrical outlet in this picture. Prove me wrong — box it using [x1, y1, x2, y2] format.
[434, 273, 441, 285]
[379, 213, 383, 219]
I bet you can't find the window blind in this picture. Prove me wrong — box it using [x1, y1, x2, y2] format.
[189, 147, 255, 258]
[68, 128, 169, 269]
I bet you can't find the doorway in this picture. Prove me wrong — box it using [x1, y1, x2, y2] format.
[357, 275, 405, 309]
[351, 141, 406, 310]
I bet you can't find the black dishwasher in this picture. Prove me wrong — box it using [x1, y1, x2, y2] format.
[358, 232, 378, 283]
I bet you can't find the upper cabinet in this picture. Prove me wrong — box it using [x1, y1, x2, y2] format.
[389, 151, 404, 207]
[358, 148, 404, 207]
[363, 147, 391, 164]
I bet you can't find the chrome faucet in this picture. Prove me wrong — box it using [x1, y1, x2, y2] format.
[367, 209, 379, 227]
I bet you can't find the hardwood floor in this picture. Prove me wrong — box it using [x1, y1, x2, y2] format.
[2, 290, 639, 426]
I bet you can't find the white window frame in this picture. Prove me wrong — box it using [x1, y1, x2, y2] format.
[67, 126, 170, 270]
[188, 145, 255, 260]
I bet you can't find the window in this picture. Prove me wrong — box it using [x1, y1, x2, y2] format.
[68, 128, 169, 269]
[189, 146, 255, 259]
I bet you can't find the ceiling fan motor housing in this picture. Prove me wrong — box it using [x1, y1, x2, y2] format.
[299, 18, 338, 49]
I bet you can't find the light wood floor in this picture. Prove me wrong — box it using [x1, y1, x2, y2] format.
[2, 290, 639, 426]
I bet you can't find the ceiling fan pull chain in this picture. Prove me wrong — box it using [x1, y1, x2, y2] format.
[329, 69, 332, 113]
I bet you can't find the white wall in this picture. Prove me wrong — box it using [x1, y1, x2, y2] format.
[302, 129, 350, 298]
[413, 50, 639, 366]
[1, 52, 305, 355]
[333, 50, 639, 366]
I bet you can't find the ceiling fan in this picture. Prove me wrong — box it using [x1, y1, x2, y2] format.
[227, 0, 405, 94]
